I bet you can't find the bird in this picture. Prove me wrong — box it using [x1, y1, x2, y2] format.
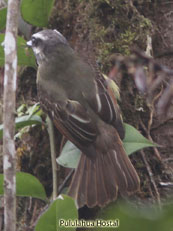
[27, 29, 140, 208]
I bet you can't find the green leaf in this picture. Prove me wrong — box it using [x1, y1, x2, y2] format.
[123, 123, 155, 155]
[0, 34, 36, 67]
[17, 104, 27, 116]
[95, 201, 173, 231]
[15, 115, 42, 129]
[0, 35, 5, 66]
[57, 142, 81, 168]
[0, 172, 47, 201]
[35, 195, 78, 231]
[0, 115, 42, 139]
[57, 123, 155, 169]
[95, 202, 164, 231]
[0, 7, 7, 31]
[21, 0, 55, 27]
[26, 103, 42, 119]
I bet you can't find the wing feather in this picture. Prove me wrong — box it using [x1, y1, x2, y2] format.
[38, 85, 97, 147]
[83, 74, 125, 139]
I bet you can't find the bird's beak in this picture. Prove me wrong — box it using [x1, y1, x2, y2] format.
[27, 40, 32, 47]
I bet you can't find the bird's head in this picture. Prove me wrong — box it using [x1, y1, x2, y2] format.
[27, 29, 68, 64]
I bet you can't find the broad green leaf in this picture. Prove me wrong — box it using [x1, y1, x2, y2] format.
[56, 142, 81, 168]
[26, 103, 42, 119]
[56, 195, 78, 231]
[0, 172, 47, 201]
[123, 123, 155, 155]
[95, 201, 173, 231]
[0, 115, 42, 139]
[35, 195, 78, 231]
[17, 104, 27, 116]
[0, 34, 36, 67]
[36, 199, 57, 231]
[0, 7, 7, 30]
[21, 0, 55, 27]
[15, 115, 42, 129]
[57, 123, 155, 169]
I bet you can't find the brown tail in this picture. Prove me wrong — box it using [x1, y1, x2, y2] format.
[68, 139, 140, 208]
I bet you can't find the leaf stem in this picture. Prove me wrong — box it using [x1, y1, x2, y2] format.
[46, 116, 58, 200]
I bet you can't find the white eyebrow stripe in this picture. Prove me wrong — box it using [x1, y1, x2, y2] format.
[32, 33, 47, 40]
[53, 29, 68, 43]
[54, 29, 63, 36]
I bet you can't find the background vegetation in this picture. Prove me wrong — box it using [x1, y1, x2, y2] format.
[0, 0, 173, 230]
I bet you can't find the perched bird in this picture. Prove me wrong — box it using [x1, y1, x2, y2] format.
[27, 29, 140, 208]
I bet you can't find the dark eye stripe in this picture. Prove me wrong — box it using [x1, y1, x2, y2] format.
[31, 37, 41, 46]
[31, 36, 36, 42]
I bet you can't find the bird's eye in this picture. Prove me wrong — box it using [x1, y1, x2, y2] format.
[31, 37, 41, 46]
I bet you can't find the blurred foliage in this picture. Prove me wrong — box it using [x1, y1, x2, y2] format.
[21, 0, 55, 27]
[57, 123, 155, 168]
[95, 201, 173, 231]
[123, 123, 155, 154]
[35, 195, 78, 231]
[0, 103, 43, 139]
[0, 7, 6, 30]
[0, 172, 47, 201]
[0, 114, 42, 139]
[0, 34, 36, 67]
[1, 1, 172, 231]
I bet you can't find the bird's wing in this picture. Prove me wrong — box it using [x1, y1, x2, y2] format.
[38, 86, 97, 153]
[83, 74, 125, 139]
